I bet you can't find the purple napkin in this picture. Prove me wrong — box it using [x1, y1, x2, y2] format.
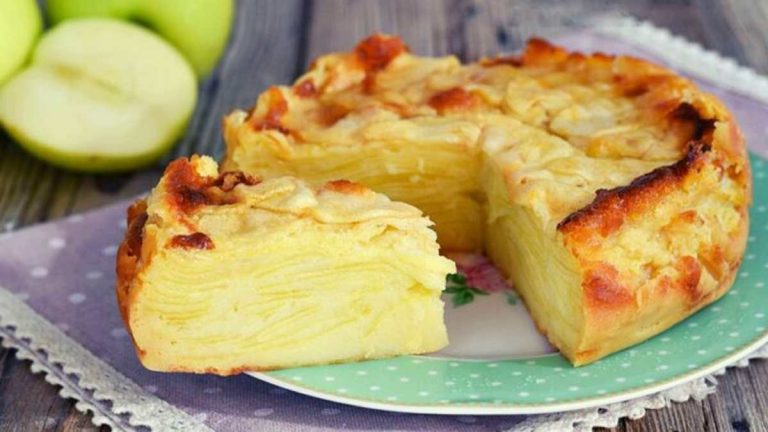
[0, 19, 766, 431]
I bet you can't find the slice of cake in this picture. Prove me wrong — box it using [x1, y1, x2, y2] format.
[222, 35, 751, 365]
[116, 156, 454, 374]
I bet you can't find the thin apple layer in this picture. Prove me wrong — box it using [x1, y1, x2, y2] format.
[225, 111, 484, 251]
[116, 156, 454, 374]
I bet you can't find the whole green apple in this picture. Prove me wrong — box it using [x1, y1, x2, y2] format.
[0, 0, 43, 86]
[47, 0, 234, 77]
[0, 19, 197, 172]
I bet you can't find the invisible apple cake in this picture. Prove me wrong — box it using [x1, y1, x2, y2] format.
[116, 156, 454, 373]
[223, 35, 751, 365]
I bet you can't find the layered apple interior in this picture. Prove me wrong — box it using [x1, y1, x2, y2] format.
[222, 35, 750, 365]
[225, 107, 485, 251]
[116, 156, 454, 374]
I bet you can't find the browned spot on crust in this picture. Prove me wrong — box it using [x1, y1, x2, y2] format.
[615, 74, 670, 98]
[660, 210, 701, 238]
[676, 210, 698, 224]
[354, 34, 408, 92]
[249, 87, 290, 133]
[213, 171, 261, 192]
[622, 83, 650, 98]
[699, 245, 727, 281]
[115, 199, 148, 325]
[355, 34, 408, 71]
[124, 201, 148, 257]
[479, 56, 523, 67]
[675, 256, 703, 303]
[324, 179, 368, 195]
[583, 263, 633, 309]
[519, 38, 569, 66]
[165, 158, 263, 217]
[124, 212, 148, 259]
[558, 141, 711, 240]
[168, 232, 214, 250]
[670, 102, 716, 140]
[313, 103, 350, 126]
[293, 79, 318, 98]
[428, 87, 480, 113]
[165, 158, 215, 214]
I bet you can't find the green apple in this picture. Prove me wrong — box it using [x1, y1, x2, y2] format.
[47, 0, 234, 77]
[0, 19, 197, 172]
[0, 0, 42, 86]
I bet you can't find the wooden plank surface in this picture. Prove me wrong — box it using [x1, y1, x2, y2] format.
[1, 0, 767, 430]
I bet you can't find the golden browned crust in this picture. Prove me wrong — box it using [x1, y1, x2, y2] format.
[293, 79, 318, 98]
[248, 87, 290, 133]
[164, 158, 261, 214]
[115, 199, 147, 328]
[354, 33, 409, 92]
[428, 87, 481, 114]
[560, 101, 748, 364]
[557, 141, 711, 239]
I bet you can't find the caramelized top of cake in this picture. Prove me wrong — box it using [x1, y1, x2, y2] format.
[156, 155, 426, 227]
[225, 34, 748, 232]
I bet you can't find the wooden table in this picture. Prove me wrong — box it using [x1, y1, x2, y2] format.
[1, 1, 767, 430]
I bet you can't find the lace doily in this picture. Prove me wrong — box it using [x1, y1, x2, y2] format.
[0, 289, 210, 432]
[593, 16, 768, 106]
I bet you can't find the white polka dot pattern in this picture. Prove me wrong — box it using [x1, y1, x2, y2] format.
[68, 293, 86, 304]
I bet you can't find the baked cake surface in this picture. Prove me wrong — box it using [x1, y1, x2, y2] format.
[116, 155, 454, 374]
[223, 35, 751, 365]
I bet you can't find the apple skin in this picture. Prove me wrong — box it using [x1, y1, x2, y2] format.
[0, 115, 188, 173]
[47, 0, 234, 77]
[0, 0, 43, 86]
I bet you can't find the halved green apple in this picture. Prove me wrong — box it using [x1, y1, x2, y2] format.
[47, 0, 234, 77]
[0, 19, 197, 172]
[0, 0, 42, 86]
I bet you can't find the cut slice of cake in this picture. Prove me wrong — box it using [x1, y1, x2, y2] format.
[222, 35, 751, 365]
[116, 156, 454, 374]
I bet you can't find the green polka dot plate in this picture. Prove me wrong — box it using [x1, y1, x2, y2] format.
[250, 154, 768, 415]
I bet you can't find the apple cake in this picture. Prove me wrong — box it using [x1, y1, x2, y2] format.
[222, 35, 751, 365]
[116, 155, 454, 374]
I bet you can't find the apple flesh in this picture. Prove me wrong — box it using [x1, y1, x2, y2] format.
[0, 0, 42, 86]
[47, 0, 234, 77]
[0, 19, 197, 172]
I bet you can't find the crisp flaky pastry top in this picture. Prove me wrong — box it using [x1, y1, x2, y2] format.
[224, 34, 749, 233]
[121, 155, 438, 267]
[126, 156, 439, 259]
[148, 155, 427, 229]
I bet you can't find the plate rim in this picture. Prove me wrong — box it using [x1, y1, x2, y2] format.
[249, 327, 768, 415]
